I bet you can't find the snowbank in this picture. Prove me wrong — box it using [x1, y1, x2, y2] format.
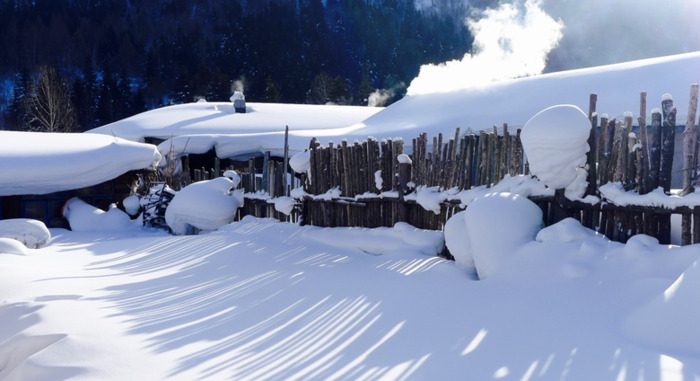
[0, 219, 51, 249]
[62, 198, 135, 232]
[165, 177, 243, 235]
[623, 259, 700, 356]
[0, 131, 161, 196]
[0, 237, 29, 255]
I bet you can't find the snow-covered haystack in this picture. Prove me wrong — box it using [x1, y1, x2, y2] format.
[165, 174, 243, 235]
[622, 259, 700, 356]
[446, 192, 543, 279]
[62, 198, 134, 232]
[0, 219, 51, 249]
[520, 104, 591, 198]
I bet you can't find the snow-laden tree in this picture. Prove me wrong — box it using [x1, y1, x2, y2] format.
[24, 66, 77, 133]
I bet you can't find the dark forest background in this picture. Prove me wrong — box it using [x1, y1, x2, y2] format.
[0, 0, 488, 132]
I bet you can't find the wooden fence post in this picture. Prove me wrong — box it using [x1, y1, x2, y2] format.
[681, 85, 698, 245]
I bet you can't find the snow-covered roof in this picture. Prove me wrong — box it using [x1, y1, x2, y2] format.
[350, 51, 700, 137]
[87, 102, 383, 142]
[88, 52, 700, 161]
[0, 131, 161, 196]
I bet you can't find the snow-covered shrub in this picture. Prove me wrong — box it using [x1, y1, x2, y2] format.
[462, 192, 543, 279]
[165, 177, 242, 235]
[62, 198, 134, 232]
[140, 183, 176, 229]
[521, 104, 590, 198]
[0, 218, 51, 248]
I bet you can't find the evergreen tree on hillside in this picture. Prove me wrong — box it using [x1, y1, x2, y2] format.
[0, 0, 473, 126]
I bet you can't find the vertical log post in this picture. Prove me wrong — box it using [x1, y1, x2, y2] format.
[681, 85, 699, 245]
[660, 94, 677, 193]
[397, 155, 412, 223]
[582, 94, 598, 230]
[638, 92, 649, 194]
[659, 95, 677, 244]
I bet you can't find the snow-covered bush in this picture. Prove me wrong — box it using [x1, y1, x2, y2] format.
[62, 198, 134, 232]
[521, 104, 591, 198]
[165, 176, 242, 235]
[0, 218, 51, 248]
[140, 183, 176, 229]
[450, 192, 543, 279]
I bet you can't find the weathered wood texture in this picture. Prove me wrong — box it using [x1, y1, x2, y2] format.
[290, 87, 700, 245]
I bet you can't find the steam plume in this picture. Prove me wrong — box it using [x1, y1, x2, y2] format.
[407, 0, 564, 95]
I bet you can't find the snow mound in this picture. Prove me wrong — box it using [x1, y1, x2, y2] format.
[123, 195, 141, 216]
[444, 210, 474, 274]
[622, 259, 700, 356]
[0, 237, 29, 255]
[521, 105, 590, 196]
[62, 198, 134, 232]
[0, 219, 51, 249]
[464, 192, 543, 279]
[303, 222, 444, 257]
[165, 177, 242, 235]
[536, 217, 605, 243]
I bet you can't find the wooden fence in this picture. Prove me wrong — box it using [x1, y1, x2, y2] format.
[155, 86, 700, 247]
[291, 87, 700, 246]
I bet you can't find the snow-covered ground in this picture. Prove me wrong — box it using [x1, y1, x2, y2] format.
[2, 51, 700, 380]
[1, 215, 699, 380]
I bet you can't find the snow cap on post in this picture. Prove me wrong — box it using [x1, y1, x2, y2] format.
[231, 91, 246, 113]
[521, 104, 591, 194]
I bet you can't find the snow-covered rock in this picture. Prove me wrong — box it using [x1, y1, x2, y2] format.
[464, 192, 543, 279]
[0, 219, 51, 248]
[62, 198, 134, 232]
[520, 104, 590, 197]
[165, 177, 242, 235]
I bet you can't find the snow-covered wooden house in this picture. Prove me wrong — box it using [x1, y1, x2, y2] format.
[0, 131, 161, 228]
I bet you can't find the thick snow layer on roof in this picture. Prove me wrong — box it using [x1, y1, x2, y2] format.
[90, 52, 700, 162]
[0, 131, 161, 196]
[350, 51, 700, 137]
[87, 102, 382, 142]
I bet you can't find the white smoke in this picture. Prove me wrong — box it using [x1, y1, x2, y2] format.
[407, 0, 564, 95]
[367, 88, 394, 107]
[231, 78, 246, 94]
